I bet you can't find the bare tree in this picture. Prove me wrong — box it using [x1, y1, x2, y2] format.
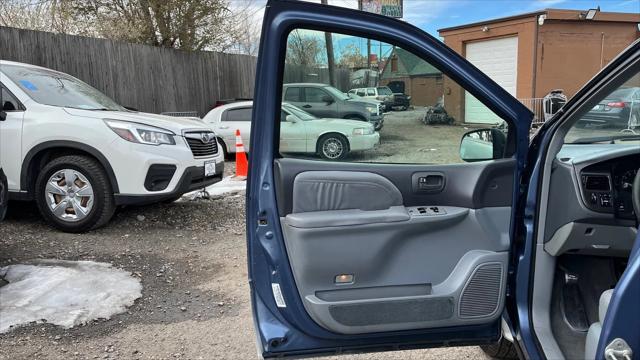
[0, 0, 262, 53]
[0, 0, 77, 33]
[286, 30, 325, 67]
[64, 0, 237, 51]
[338, 43, 366, 68]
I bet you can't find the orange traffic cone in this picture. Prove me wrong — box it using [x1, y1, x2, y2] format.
[235, 129, 248, 178]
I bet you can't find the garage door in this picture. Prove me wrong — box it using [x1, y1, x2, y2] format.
[464, 36, 518, 124]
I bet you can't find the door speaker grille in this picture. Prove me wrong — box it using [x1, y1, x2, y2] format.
[459, 263, 503, 318]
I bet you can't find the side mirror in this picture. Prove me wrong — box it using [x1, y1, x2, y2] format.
[286, 114, 298, 123]
[459, 128, 507, 162]
[321, 95, 334, 104]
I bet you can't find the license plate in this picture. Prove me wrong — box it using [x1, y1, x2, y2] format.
[204, 160, 216, 177]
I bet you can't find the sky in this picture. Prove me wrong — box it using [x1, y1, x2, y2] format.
[239, 0, 639, 37]
[235, 0, 639, 58]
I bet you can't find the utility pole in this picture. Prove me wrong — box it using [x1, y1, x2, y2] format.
[320, 0, 336, 86]
[367, 39, 371, 68]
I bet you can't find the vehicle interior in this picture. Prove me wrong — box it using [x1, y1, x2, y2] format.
[248, 3, 639, 357]
[530, 61, 639, 360]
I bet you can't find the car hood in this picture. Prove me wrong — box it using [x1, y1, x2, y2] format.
[63, 108, 210, 134]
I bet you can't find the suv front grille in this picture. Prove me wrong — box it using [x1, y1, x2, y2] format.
[184, 131, 219, 158]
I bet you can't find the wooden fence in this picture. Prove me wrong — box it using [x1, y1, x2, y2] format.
[0, 26, 257, 117]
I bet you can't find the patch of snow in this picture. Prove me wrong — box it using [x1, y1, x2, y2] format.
[181, 176, 246, 200]
[0, 260, 142, 333]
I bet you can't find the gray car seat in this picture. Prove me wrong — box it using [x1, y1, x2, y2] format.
[584, 289, 613, 360]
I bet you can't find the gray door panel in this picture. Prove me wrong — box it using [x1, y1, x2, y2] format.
[276, 159, 515, 334]
[274, 158, 515, 215]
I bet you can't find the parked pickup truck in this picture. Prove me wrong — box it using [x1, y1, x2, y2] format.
[282, 83, 384, 130]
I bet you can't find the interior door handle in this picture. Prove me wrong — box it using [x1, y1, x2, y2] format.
[412, 172, 446, 193]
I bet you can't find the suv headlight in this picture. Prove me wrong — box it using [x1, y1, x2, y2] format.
[366, 106, 377, 114]
[104, 119, 176, 145]
[353, 127, 374, 136]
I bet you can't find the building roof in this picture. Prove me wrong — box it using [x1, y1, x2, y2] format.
[439, 8, 640, 33]
[381, 47, 441, 79]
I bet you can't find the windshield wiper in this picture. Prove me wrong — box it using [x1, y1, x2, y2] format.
[570, 134, 640, 144]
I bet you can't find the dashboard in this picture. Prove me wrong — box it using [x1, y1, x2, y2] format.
[579, 154, 639, 220]
[544, 145, 639, 257]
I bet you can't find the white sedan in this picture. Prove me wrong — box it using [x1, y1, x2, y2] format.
[203, 101, 380, 160]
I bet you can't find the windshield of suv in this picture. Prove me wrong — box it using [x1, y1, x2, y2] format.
[322, 86, 350, 101]
[377, 87, 393, 95]
[3, 64, 126, 111]
[564, 74, 639, 145]
[283, 103, 317, 120]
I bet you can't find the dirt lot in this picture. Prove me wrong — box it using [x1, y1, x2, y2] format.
[352, 107, 472, 164]
[0, 111, 490, 360]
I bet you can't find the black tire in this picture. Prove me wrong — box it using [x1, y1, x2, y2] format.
[480, 337, 518, 360]
[35, 155, 116, 233]
[317, 133, 349, 161]
[217, 137, 230, 160]
[0, 169, 8, 222]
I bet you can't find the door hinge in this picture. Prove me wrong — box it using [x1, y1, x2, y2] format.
[605, 338, 633, 360]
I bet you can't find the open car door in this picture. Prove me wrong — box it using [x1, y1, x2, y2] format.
[247, 1, 534, 357]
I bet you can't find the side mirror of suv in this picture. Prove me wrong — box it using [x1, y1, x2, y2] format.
[321, 95, 334, 104]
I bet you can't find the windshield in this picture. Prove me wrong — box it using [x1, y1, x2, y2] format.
[564, 74, 639, 145]
[377, 87, 393, 95]
[3, 64, 126, 111]
[283, 103, 317, 120]
[322, 86, 350, 101]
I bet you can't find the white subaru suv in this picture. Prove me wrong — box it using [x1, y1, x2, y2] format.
[0, 61, 224, 232]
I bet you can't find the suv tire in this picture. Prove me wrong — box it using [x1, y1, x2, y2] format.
[35, 155, 116, 233]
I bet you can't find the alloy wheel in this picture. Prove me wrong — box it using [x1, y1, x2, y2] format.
[322, 137, 344, 159]
[45, 169, 95, 222]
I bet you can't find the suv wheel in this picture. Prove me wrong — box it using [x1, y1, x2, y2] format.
[0, 169, 8, 222]
[317, 134, 349, 160]
[35, 155, 116, 233]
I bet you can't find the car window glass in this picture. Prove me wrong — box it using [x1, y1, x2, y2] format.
[564, 72, 640, 145]
[305, 87, 329, 103]
[284, 87, 301, 102]
[1, 87, 21, 111]
[224, 107, 252, 121]
[280, 29, 509, 164]
[2, 64, 125, 111]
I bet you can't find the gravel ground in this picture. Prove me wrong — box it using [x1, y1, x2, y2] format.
[0, 111, 491, 360]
